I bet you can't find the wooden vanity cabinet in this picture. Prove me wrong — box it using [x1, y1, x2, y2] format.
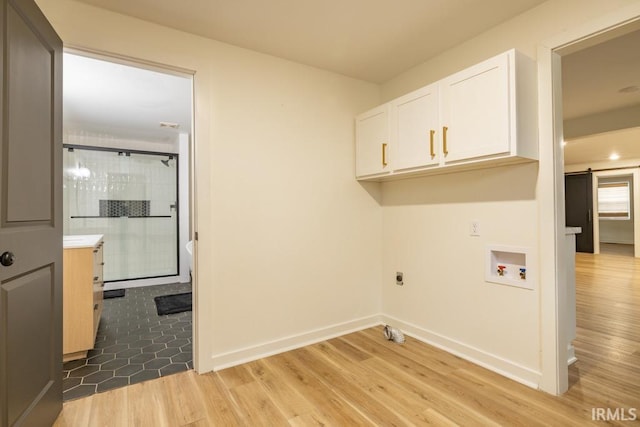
[63, 236, 104, 362]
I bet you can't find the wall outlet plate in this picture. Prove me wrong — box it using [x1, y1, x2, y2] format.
[470, 220, 480, 236]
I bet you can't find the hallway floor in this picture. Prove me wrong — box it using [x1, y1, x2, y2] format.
[62, 282, 192, 401]
[599, 242, 634, 257]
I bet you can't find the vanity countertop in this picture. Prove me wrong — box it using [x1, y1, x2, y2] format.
[63, 234, 103, 249]
[565, 227, 582, 235]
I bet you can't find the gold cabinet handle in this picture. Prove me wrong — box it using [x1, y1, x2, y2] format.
[382, 143, 388, 167]
[442, 126, 448, 156]
[429, 130, 436, 158]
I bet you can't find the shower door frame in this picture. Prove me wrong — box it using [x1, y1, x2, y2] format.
[63, 144, 181, 282]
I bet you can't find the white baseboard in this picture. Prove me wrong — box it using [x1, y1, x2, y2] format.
[207, 313, 542, 391]
[381, 315, 542, 389]
[568, 344, 577, 365]
[104, 276, 190, 290]
[600, 240, 634, 245]
[210, 315, 382, 371]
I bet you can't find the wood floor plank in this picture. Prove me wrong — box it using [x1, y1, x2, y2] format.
[245, 359, 317, 421]
[52, 395, 92, 427]
[194, 372, 246, 426]
[216, 363, 255, 389]
[228, 380, 289, 426]
[263, 350, 375, 426]
[326, 335, 372, 362]
[421, 408, 460, 426]
[160, 370, 207, 426]
[360, 354, 503, 427]
[453, 367, 588, 427]
[297, 344, 412, 426]
[86, 386, 128, 427]
[287, 410, 334, 427]
[54, 251, 639, 425]
[126, 376, 176, 427]
[315, 338, 465, 426]
[344, 330, 507, 423]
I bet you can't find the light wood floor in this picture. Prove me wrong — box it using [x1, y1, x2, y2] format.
[54, 253, 640, 426]
[599, 243, 634, 257]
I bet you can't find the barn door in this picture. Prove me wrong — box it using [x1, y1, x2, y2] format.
[565, 172, 594, 253]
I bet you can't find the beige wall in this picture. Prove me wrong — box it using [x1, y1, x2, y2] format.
[381, 0, 638, 102]
[379, 0, 638, 386]
[37, 0, 382, 372]
[37, 0, 639, 387]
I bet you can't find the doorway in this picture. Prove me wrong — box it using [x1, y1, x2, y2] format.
[594, 172, 636, 257]
[61, 51, 196, 400]
[546, 12, 640, 395]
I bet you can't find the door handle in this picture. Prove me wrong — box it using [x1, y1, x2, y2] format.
[442, 126, 449, 156]
[429, 130, 436, 158]
[588, 209, 592, 222]
[0, 251, 16, 267]
[382, 143, 388, 167]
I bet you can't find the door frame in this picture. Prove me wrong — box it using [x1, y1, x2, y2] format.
[591, 169, 640, 257]
[538, 3, 640, 394]
[62, 46, 201, 371]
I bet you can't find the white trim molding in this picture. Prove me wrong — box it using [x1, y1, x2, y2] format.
[537, 2, 640, 395]
[211, 315, 381, 371]
[211, 314, 543, 390]
[382, 315, 542, 389]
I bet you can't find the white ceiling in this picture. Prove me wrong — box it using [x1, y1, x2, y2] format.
[562, 28, 640, 166]
[63, 53, 192, 145]
[73, 0, 545, 83]
[564, 127, 640, 166]
[562, 29, 640, 121]
[64, 0, 546, 144]
[63, 0, 639, 159]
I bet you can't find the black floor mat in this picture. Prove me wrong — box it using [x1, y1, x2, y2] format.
[154, 292, 192, 315]
[103, 289, 126, 299]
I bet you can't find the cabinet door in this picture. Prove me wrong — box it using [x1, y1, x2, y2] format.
[63, 248, 94, 355]
[391, 83, 440, 171]
[355, 104, 390, 177]
[441, 52, 510, 163]
[92, 241, 104, 335]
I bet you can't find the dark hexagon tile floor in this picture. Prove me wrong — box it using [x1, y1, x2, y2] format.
[62, 282, 192, 401]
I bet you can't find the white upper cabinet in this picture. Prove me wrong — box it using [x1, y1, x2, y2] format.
[440, 50, 537, 164]
[391, 83, 440, 171]
[355, 104, 390, 178]
[440, 53, 510, 163]
[355, 49, 538, 181]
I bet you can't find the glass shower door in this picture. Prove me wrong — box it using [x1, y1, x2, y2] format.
[63, 147, 179, 281]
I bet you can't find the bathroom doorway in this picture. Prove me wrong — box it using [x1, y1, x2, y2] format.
[63, 52, 193, 287]
[61, 51, 195, 400]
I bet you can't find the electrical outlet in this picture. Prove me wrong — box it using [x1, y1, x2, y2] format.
[396, 272, 404, 286]
[470, 220, 480, 236]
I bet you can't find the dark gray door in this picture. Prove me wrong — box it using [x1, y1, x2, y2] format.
[565, 172, 594, 253]
[0, 0, 63, 425]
